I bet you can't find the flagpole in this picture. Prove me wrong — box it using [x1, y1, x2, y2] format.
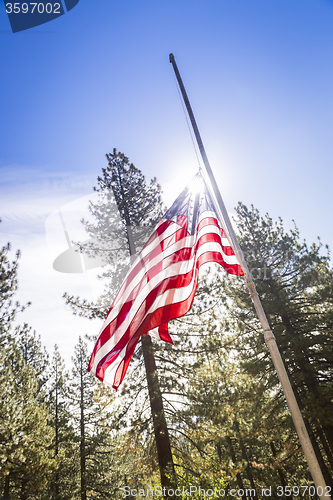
[169, 53, 330, 498]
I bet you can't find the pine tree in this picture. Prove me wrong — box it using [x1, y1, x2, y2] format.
[64, 149, 164, 318]
[17, 325, 50, 393]
[64, 150, 177, 492]
[212, 203, 333, 486]
[0, 229, 56, 498]
[155, 261, 321, 493]
[0, 344, 55, 499]
[69, 336, 119, 499]
[0, 227, 30, 347]
[46, 344, 77, 500]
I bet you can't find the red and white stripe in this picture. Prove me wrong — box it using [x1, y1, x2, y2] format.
[88, 210, 243, 389]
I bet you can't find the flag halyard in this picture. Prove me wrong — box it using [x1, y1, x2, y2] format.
[88, 173, 243, 389]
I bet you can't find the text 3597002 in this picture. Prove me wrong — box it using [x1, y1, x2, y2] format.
[5, 3, 61, 14]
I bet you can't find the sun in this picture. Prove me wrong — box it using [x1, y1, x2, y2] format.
[188, 175, 203, 196]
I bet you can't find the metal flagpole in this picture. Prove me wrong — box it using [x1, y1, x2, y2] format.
[169, 53, 330, 499]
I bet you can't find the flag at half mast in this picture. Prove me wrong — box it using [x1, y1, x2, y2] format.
[88, 172, 243, 389]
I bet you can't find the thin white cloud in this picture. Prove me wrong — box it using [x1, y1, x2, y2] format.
[0, 164, 104, 366]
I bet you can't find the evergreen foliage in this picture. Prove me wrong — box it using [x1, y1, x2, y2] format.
[68, 336, 120, 499]
[63, 150, 177, 493]
[185, 203, 333, 489]
[1, 185, 333, 498]
[0, 234, 29, 347]
[0, 228, 56, 499]
[0, 345, 55, 499]
[46, 344, 77, 500]
[64, 149, 164, 318]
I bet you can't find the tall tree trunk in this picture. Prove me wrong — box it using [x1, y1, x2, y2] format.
[141, 335, 176, 491]
[234, 421, 257, 497]
[4, 474, 10, 499]
[320, 424, 333, 459]
[226, 436, 246, 500]
[279, 313, 333, 485]
[270, 442, 287, 488]
[20, 478, 28, 500]
[316, 424, 333, 470]
[122, 200, 176, 493]
[298, 351, 333, 463]
[80, 356, 87, 500]
[287, 365, 333, 489]
[55, 362, 60, 499]
[302, 416, 333, 490]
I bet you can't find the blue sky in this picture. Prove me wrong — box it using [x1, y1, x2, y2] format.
[1, 0, 333, 363]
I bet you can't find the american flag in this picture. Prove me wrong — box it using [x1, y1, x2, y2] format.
[88, 173, 243, 389]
